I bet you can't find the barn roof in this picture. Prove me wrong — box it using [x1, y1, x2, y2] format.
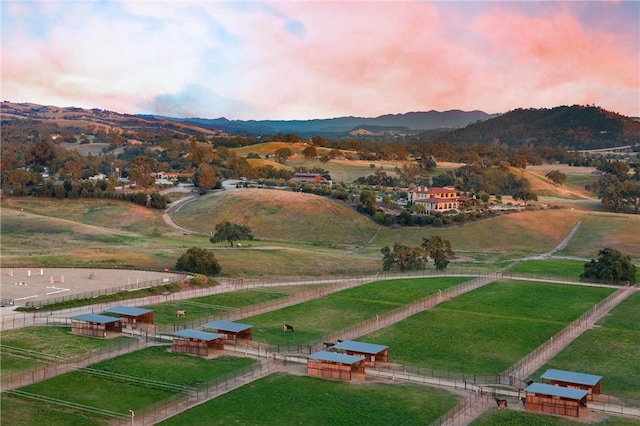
[104, 305, 153, 316]
[173, 329, 224, 341]
[525, 383, 589, 400]
[71, 313, 121, 324]
[541, 369, 602, 386]
[202, 320, 252, 333]
[308, 350, 364, 365]
[333, 340, 388, 354]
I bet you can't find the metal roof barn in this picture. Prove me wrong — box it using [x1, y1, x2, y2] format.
[202, 320, 252, 343]
[540, 368, 603, 401]
[333, 340, 389, 366]
[307, 350, 365, 381]
[172, 329, 225, 357]
[524, 382, 589, 418]
[70, 314, 122, 338]
[104, 305, 154, 329]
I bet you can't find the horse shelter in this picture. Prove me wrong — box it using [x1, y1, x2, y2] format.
[103, 305, 153, 329]
[71, 313, 123, 338]
[202, 320, 252, 344]
[172, 329, 225, 357]
[540, 368, 602, 401]
[523, 382, 589, 418]
[332, 340, 388, 367]
[307, 350, 366, 381]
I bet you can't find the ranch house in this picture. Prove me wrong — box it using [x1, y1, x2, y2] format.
[172, 329, 225, 357]
[540, 369, 602, 401]
[523, 382, 588, 418]
[291, 172, 323, 184]
[202, 320, 253, 344]
[408, 186, 473, 212]
[307, 350, 365, 381]
[332, 340, 388, 367]
[71, 313, 122, 338]
[103, 305, 153, 329]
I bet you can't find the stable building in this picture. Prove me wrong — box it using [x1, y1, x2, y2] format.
[172, 329, 225, 357]
[202, 320, 253, 343]
[332, 340, 388, 367]
[307, 350, 365, 381]
[541, 369, 602, 401]
[71, 313, 123, 338]
[524, 382, 588, 418]
[103, 305, 153, 329]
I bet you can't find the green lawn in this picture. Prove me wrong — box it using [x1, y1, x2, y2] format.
[158, 373, 460, 426]
[358, 281, 615, 373]
[0, 395, 103, 426]
[241, 277, 469, 345]
[506, 259, 586, 278]
[529, 293, 640, 399]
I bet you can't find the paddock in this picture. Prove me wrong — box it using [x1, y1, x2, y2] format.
[71, 313, 123, 338]
[540, 369, 602, 401]
[103, 305, 154, 329]
[202, 320, 253, 343]
[172, 329, 225, 357]
[307, 350, 365, 381]
[332, 340, 388, 367]
[523, 382, 588, 418]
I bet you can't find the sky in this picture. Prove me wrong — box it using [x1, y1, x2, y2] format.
[2, 1, 639, 120]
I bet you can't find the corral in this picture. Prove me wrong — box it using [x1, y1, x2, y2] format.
[202, 320, 253, 343]
[172, 329, 225, 357]
[307, 350, 365, 381]
[523, 382, 589, 418]
[71, 313, 123, 338]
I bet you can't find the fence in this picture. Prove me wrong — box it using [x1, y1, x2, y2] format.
[24, 274, 187, 309]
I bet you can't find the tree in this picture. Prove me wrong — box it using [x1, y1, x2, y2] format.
[274, 147, 293, 164]
[302, 145, 317, 159]
[580, 247, 637, 283]
[381, 243, 428, 271]
[175, 247, 221, 275]
[546, 170, 567, 186]
[421, 236, 454, 270]
[210, 221, 254, 247]
[127, 156, 156, 187]
[194, 163, 218, 193]
[359, 190, 377, 214]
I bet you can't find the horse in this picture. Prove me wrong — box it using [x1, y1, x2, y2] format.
[323, 342, 335, 348]
[175, 310, 187, 318]
[283, 323, 294, 333]
[494, 397, 508, 409]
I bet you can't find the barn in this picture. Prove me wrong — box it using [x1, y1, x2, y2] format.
[202, 320, 253, 343]
[332, 340, 388, 367]
[524, 382, 588, 418]
[71, 313, 123, 338]
[540, 369, 602, 401]
[307, 350, 365, 381]
[172, 329, 225, 357]
[103, 305, 153, 329]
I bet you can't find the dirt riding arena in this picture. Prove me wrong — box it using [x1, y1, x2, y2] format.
[0, 268, 177, 309]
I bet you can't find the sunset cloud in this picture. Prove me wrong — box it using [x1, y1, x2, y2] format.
[1, 1, 638, 119]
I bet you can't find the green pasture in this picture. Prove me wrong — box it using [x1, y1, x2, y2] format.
[506, 259, 586, 278]
[144, 287, 312, 324]
[241, 277, 469, 345]
[471, 409, 638, 425]
[158, 373, 460, 426]
[358, 281, 615, 373]
[0, 327, 135, 372]
[0, 395, 102, 426]
[529, 293, 640, 400]
[6, 347, 256, 422]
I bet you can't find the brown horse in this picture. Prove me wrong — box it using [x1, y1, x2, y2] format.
[283, 323, 294, 333]
[495, 397, 508, 409]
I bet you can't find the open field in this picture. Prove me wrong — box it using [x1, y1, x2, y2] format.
[157, 373, 460, 426]
[357, 280, 615, 373]
[529, 292, 640, 399]
[239, 277, 469, 345]
[471, 409, 639, 425]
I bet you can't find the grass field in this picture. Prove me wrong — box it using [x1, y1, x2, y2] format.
[157, 373, 460, 426]
[528, 292, 640, 399]
[471, 409, 639, 425]
[357, 281, 615, 373]
[239, 277, 469, 345]
[505, 259, 587, 278]
[3, 346, 256, 424]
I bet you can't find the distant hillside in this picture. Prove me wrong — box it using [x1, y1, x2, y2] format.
[430, 105, 640, 149]
[167, 110, 498, 136]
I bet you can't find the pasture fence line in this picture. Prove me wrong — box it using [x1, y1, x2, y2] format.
[0, 337, 152, 391]
[502, 283, 637, 385]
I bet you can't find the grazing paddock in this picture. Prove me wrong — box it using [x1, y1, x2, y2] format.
[157, 373, 460, 426]
[506, 259, 586, 278]
[241, 277, 469, 345]
[470, 408, 638, 425]
[530, 293, 640, 400]
[0, 327, 134, 373]
[0, 395, 102, 426]
[5, 346, 256, 423]
[358, 281, 615, 373]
